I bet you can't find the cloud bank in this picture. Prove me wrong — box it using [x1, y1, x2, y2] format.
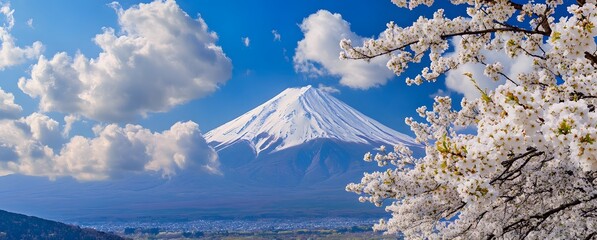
[294, 10, 394, 89]
[0, 2, 43, 70]
[0, 113, 218, 181]
[0, 87, 22, 119]
[18, 0, 232, 122]
[57, 121, 218, 181]
[0, 1, 222, 181]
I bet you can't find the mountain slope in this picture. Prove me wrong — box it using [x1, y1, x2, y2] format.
[205, 86, 419, 186]
[204, 85, 417, 155]
[0, 209, 124, 240]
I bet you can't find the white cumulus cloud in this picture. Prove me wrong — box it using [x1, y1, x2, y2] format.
[61, 114, 78, 137]
[294, 10, 394, 89]
[0, 87, 22, 119]
[0, 113, 219, 181]
[0, 113, 62, 178]
[18, 0, 232, 122]
[0, 3, 43, 70]
[56, 121, 219, 181]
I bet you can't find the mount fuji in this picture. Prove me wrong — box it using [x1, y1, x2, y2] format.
[204, 85, 418, 186]
[0, 85, 420, 222]
[206, 85, 415, 154]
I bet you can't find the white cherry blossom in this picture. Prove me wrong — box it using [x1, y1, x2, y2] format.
[344, 0, 597, 239]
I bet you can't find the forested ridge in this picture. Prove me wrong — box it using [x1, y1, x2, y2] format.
[0, 210, 124, 240]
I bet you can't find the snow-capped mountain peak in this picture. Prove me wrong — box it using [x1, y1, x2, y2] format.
[204, 85, 416, 154]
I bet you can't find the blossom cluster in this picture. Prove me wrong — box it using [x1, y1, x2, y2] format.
[345, 0, 597, 239]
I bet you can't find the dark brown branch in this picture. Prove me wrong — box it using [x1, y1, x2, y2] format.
[571, 92, 597, 101]
[444, 201, 466, 218]
[534, 7, 553, 35]
[475, 56, 520, 86]
[490, 149, 541, 185]
[585, 231, 596, 240]
[578, 0, 586, 7]
[455, 210, 489, 238]
[520, 45, 547, 60]
[347, 27, 549, 60]
[585, 51, 597, 67]
[530, 194, 597, 221]
[506, 0, 523, 11]
[503, 194, 597, 235]
[441, 28, 549, 39]
[505, 0, 551, 35]
[482, 0, 523, 10]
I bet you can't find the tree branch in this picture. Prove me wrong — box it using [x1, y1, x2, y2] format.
[585, 231, 596, 240]
[585, 51, 597, 67]
[347, 27, 549, 60]
[490, 149, 541, 185]
[578, 0, 586, 7]
[502, 194, 597, 235]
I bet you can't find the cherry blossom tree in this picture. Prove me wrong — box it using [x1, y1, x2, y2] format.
[344, 0, 597, 239]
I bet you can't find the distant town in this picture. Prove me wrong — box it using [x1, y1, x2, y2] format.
[81, 217, 400, 239]
[82, 217, 380, 233]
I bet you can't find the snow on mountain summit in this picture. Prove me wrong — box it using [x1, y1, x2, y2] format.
[204, 85, 417, 154]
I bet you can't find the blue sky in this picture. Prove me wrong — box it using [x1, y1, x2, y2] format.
[4, 0, 453, 133]
[0, 0, 477, 180]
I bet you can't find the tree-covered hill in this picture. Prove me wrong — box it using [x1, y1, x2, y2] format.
[0, 210, 124, 240]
